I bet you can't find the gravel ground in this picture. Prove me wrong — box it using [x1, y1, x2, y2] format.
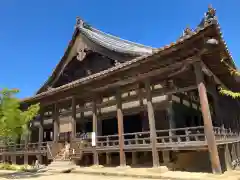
[0, 170, 240, 180]
[0, 172, 170, 180]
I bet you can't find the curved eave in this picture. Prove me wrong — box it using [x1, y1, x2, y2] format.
[36, 28, 80, 94]
[21, 24, 213, 104]
[213, 22, 238, 72]
[36, 23, 155, 94]
[28, 17, 240, 103]
[214, 22, 240, 90]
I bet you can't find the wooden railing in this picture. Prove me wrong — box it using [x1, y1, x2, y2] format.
[74, 126, 240, 150]
[1, 127, 239, 154]
[46, 141, 65, 159]
[0, 142, 47, 153]
[213, 127, 239, 140]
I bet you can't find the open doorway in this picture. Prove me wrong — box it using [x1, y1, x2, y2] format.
[102, 113, 142, 136]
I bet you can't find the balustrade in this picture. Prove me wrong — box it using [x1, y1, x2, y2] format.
[1, 127, 239, 154]
[0, 142, 47, 154]
[73, 126, 240, 150]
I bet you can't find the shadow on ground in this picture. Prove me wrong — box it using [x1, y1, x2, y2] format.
[0, 170, 51, 179]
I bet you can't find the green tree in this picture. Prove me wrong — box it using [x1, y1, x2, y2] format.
[219, 60, 240, 98]
[0, 88, 39, 143]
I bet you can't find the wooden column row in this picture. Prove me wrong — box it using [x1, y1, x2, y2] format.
[35, 60, 222, 171]
[90, 81, 161, 167]
[38, 106, 59, 144]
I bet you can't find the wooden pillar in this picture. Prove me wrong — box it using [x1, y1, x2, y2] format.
[11, 155, 16, 164]
[38, 112, 44, 144]
[106, 152, 111, 165]
[116, 90, 126, 167]
[231, 144, 238, 170]
[2, 155, 6, 163]
[79, 102, 85, 133]
[24, 155, 29, 165]
[162, 151, 171, 164]
[92, 99, 99, 165]
[38, 111, 44, 164]
[71, 97, 76, 141]
[237, 142, 240, 158]
[167, 95, 175, 134]
[145, 80, 160, 167]
[139, 86, 149, 131]
[132, 152, 137, 165]
[194, 62, 222, 174]
[24, 132, 29, 165]
[224, 144, 232, 171]
[53, 104, 59, 142]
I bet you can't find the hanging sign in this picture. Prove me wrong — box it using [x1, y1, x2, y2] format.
[91, 132, 96, 146]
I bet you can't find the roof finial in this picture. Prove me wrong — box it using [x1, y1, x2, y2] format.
[76, 16, 84, 28]
[207, 4, 216, 19]
[183, 26, 193, 36]
[178, 25, 194, 41]
[196, 4, 217, 30]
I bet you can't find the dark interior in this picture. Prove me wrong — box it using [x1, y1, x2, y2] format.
[102, 114, 142, 136]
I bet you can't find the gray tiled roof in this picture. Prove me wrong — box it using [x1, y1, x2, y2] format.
[78, 24, 154, 56]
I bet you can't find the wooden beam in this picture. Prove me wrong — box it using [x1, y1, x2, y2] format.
[54, 85, 197, 119]
[96, 85, 197, 109]
[145, 80, 160, 167]
[37, 67, 197, 108]
[194, 62, 222, 174]
[116, 90, 126, 167]
[201, 62, 227, 89]
[90, 60, 194, 93]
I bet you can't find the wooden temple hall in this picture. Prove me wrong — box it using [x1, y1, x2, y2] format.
[1, 6, 240, 174]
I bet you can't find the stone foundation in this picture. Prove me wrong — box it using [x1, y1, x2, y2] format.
[169, 149, 226, 173]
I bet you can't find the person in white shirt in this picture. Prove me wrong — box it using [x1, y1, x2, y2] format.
[63, 141, 70, 160]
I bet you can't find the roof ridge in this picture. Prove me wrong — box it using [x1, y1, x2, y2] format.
[88, 25, 155, 50]
[75, 18, 156, 55]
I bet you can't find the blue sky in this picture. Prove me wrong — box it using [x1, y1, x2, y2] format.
[0, 0, 239, 98]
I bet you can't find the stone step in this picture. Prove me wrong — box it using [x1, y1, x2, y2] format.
[47, 160, 77, 173]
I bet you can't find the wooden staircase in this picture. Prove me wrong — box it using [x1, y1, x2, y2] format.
[46, 143, 77, 173]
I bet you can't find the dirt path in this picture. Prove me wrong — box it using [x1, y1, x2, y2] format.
[0, 170, 240, 180]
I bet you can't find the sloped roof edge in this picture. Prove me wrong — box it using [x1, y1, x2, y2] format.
[36, 18, 155, 94]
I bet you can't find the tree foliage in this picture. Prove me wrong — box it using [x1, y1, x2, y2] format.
[219, 59, 240, 98]
[0, 88, 39, 142]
